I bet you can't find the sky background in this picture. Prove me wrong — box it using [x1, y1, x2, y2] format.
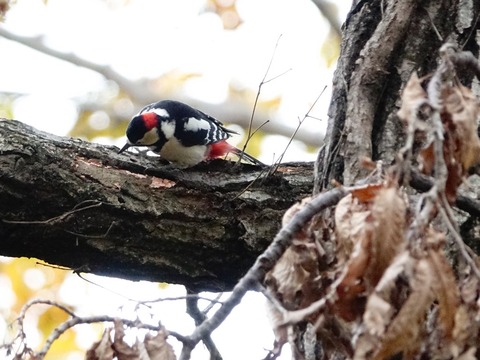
[0, 1, 350, 359]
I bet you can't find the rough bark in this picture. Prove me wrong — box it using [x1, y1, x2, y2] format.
[0, 119, 313, 291]
[316, 0, 480, 189]
[307, 1, 480, 359]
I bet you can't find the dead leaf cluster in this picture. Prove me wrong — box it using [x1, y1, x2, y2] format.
[400, 72, 480, 202]
[264, 46, 480, 360]
[86, 319, 176, 360]
[266, 180, 480, 359]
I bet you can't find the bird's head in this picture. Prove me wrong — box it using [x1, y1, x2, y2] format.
[118, 112, 160, 154]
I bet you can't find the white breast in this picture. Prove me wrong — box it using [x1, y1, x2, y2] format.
[160, 138, 208, 168]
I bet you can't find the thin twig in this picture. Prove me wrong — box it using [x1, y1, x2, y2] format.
[2, 201, 103, 225]
[438, 197, 480, 280]
[239, 35, 285, 162]
[310, 0, 342, 37]
[0, 27, 150, 103]
[75, 273, 223, 306]
[7, 299, 187, 359]
[185, 289, 223, 360]
[409, 169, 480, 217]
[269, 87, 326, 176]
[232, 165, 270, 200]
[64, 220, 115, 239]
[36, 315, 186, 359]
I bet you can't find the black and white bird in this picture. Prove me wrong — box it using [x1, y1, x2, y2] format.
[118, 100, 263, 168]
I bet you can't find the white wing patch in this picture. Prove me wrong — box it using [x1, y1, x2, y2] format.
[140, 107, 170, 118]
[184, 117, 211, 132]
[161, 121, 175, 139]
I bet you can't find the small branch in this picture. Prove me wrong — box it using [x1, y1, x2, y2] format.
[269, 87, 326, 176]
[239, 35, 287, 161]
[2, 200, 104, 225]
[179, 187, 348, 360]
[36, 315, 185, 359]
[310, 0, 342, 38]
[0, 27, 151, 103]
[186, 290, 223, 360]
[7, 299, 187, 359]
[438, 197, 480, 280]
[409, 170, 480, 217]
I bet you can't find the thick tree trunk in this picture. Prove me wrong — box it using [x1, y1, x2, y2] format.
[305, 1, 480, 359]
[316, 0, 480, 190]
[0, 119, 313, 291]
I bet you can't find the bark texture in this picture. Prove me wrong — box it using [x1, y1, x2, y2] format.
[316, 0, 480, 190]
[0, 119, 313, 291]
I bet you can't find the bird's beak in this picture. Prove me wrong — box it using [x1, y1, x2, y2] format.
[118, 143, 131, 154]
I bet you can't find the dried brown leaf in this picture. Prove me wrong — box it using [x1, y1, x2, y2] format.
[265, 246, 317, 309]
[350, 183, 384, 203]
[85, 329, 114, 360]
[335, 193, 370, 264]
[456, 347, 477, 360]
[354, 252, 412, 360]
[144, 330, 176, 360]
[418, 84, 480, 202]
[333, 231, 370, 321]
[112, 319, 142, 360]
[451, 305, 472, 357]
[444, 86, 480, 171]
[363, 294, 394, 337]
[397, 72, 429, 126]
[372, 259, 435, 360]
[427, 238, 459, 339]
[365, 186, 407, 287]
[333, 186, 407, 321]
[419, 141, 435, 175]
[265, 196, 327, 311]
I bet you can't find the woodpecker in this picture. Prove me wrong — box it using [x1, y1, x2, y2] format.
[118, 100, 263, 168]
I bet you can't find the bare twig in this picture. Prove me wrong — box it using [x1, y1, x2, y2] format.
[2, 200, 103, 225]
[269, 88, 326, 175]
[64, 220, 115, 238]
[186, 289, 223, 360]
[4, 298, 187, 359]
[310, 0, 342, 38]
[75, 273, 223, 307]
[438, 197, 480, 279]
[409, 170, 480, 217]
[36, 315, 186, 359]
[179, 187, 348, 360]
[0, 27, 151, 104]
[238, 35, 289, 162]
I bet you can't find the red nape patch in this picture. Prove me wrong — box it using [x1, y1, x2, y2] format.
[207, 141, 235, 159]
[141, 112, 158, 130]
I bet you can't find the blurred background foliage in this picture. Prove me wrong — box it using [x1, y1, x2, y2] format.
[0, 0, 344, 358]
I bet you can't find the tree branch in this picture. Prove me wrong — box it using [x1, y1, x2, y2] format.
[0, 27, 152, 104]
[0, 119, 314, 291]
[310, 0, 342, 38]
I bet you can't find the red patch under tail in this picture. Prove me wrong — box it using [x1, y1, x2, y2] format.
[207, 141, 264, 166]
[207, 141, 235, 159]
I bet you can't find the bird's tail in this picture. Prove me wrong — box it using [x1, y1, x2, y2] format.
[231, 147, 264, 166]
